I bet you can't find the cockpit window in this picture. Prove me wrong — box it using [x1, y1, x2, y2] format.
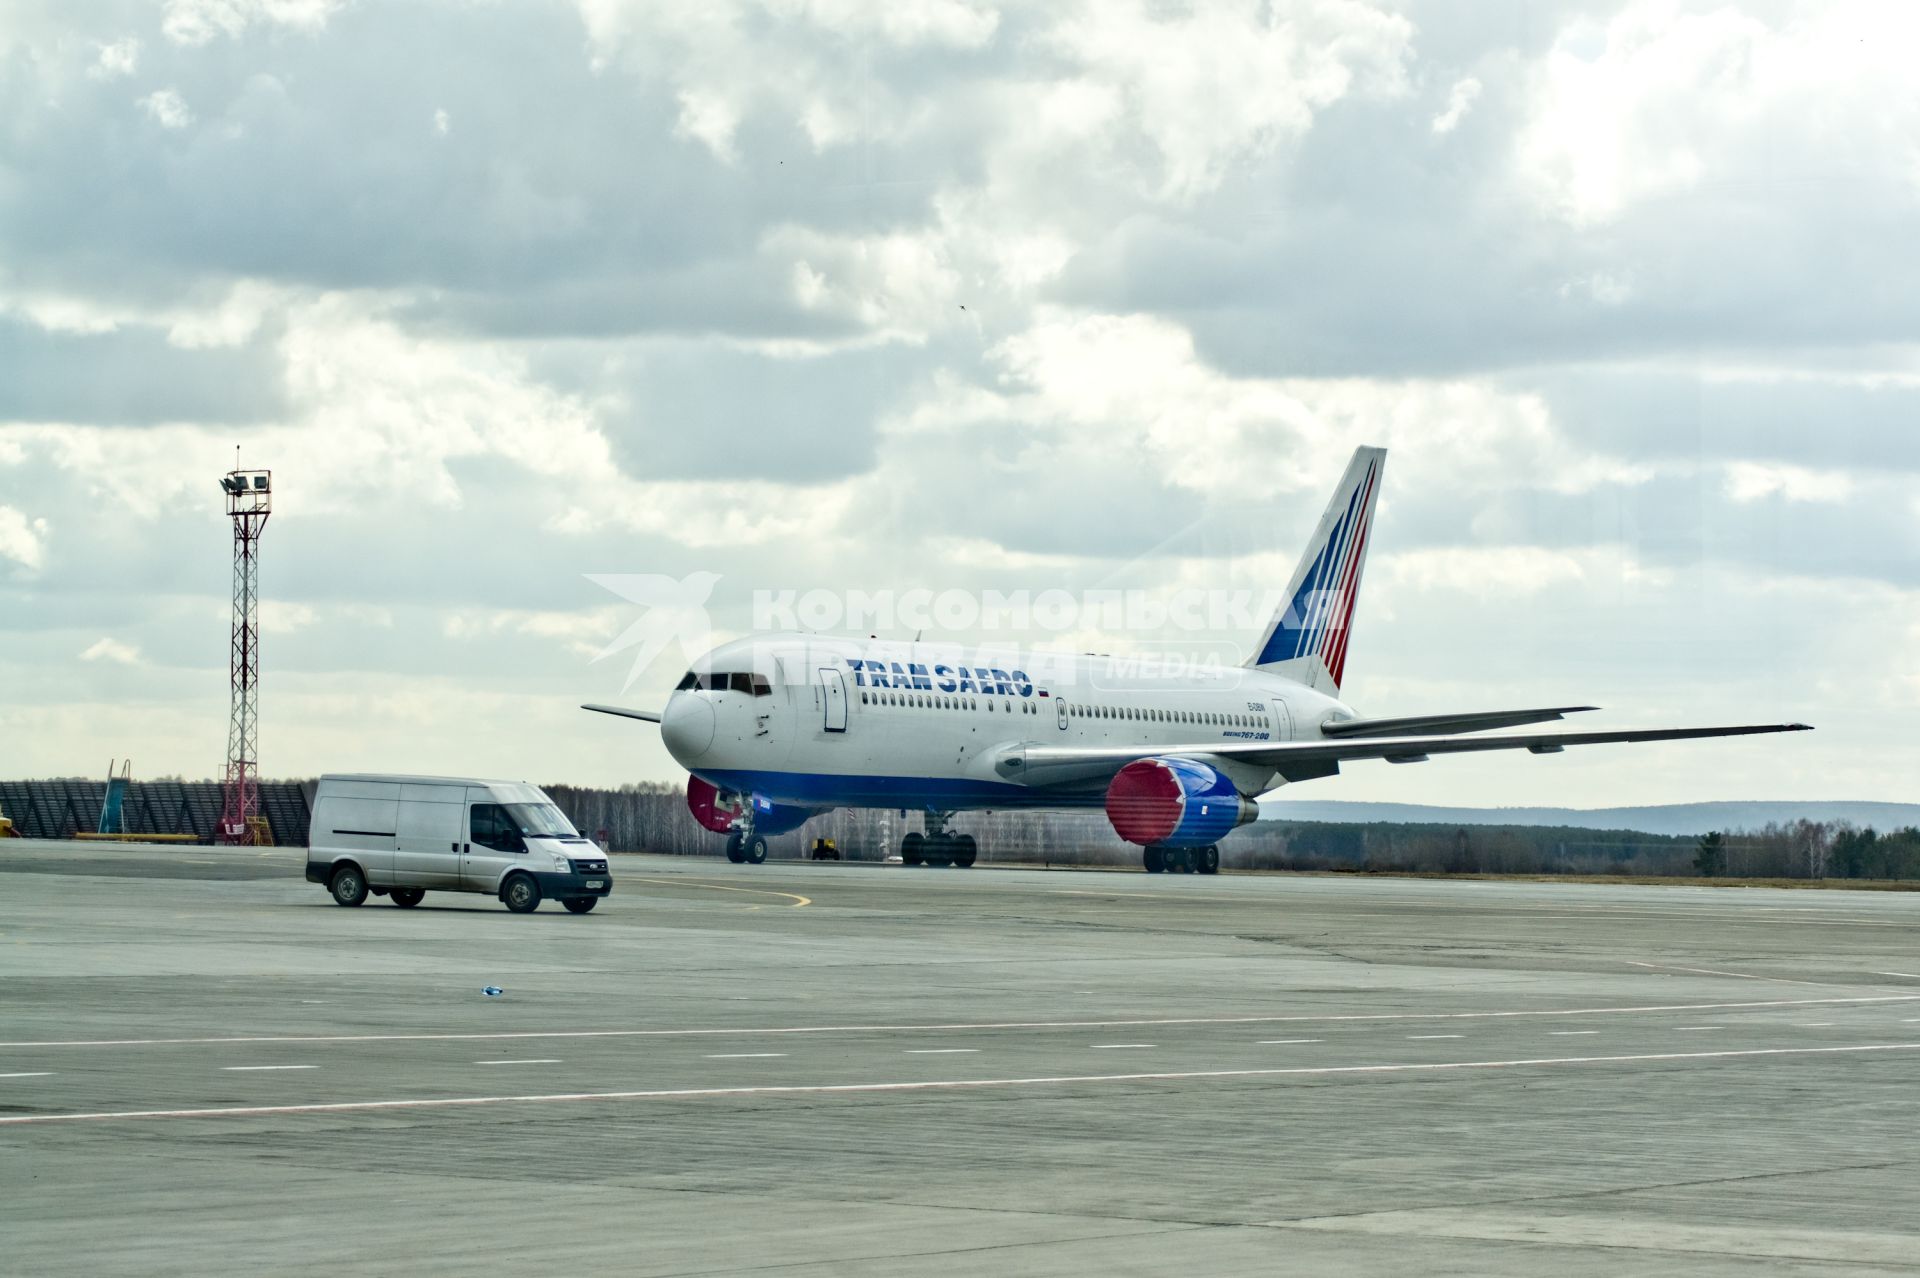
[680, 671, 774, 695]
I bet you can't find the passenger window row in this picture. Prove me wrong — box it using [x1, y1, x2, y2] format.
[1069, 704, 1260, 728]
[860, 691, 1038, 715]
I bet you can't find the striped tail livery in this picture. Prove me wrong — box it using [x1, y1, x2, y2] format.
[1247, 445, 1385, 694]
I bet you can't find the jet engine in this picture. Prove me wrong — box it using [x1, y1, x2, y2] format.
[1104, 757, 1259, 848]
[684, 775, 813, 836]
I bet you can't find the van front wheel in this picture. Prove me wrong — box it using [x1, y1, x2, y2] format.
[329, 864, 368, 907]
[502, 874, 541, 914]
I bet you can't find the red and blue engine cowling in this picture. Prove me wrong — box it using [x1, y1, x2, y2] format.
[686, 776, 814, 836]
[1104, 757, 1259, 848]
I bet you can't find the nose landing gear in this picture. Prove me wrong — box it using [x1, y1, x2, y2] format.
[725, 824, 767, 864]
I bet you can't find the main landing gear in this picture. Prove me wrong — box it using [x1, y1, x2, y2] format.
[725, 824, 768, 864]
[1144, 845, 1220, 875]
[900, 811, 977, 868]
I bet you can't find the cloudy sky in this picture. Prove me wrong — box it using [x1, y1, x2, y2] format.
[2, 0, 1915, 808]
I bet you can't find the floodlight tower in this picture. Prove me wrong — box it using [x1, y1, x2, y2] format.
[218, 458, 271, 844]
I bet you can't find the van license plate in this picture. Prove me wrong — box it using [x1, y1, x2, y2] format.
[585, 880, 605, 889]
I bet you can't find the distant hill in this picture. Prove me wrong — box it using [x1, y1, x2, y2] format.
[1261, 800, 1920, 837]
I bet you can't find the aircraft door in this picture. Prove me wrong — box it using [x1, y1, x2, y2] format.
[817, 667, 848, 733]
[1271, 699, 1294, 741]
[1056, 697, 1069, 731]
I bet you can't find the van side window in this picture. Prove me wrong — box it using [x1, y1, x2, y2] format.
[470, 803, 522, 853]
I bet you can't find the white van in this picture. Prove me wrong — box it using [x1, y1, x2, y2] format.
[304, 774, 612, 914]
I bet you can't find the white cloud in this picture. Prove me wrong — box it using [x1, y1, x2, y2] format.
[1518, 1, 1920, 225]
[1724, 461, 1854, 504]
[673, 88, 742, 163]
[432, 108, 450, 136]
[139, 89, 195, 130]
[1035, 0, 1413, 200]
[90, 38, 140, 80]
[163, 0, 346, 47]
[260, 601, 319, 634]
[0, 506, 50, 571]
[79, 637, 143, 665]
[1380, 545, 1613, 598]
[1430, 75, 1481, 134]
[165, 279, 286, 349]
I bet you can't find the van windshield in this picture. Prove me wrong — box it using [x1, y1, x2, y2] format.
[506, 802, 580, 839]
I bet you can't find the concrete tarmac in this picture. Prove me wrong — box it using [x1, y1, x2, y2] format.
[3, 839, 1919, 1275]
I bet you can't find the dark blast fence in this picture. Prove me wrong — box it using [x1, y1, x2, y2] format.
[5, 777, 1915, 880]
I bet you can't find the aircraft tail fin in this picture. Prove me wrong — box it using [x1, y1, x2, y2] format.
[1246, 446, 1386, 694]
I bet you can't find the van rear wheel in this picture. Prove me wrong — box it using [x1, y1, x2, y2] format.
[329, 864, 367, 907]
[502, 873, 541, 914]
[563, 897, 598, 914]
[391, 888, 424, 908]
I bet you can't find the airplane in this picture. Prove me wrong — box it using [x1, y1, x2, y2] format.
[583, 446, 1810, 872]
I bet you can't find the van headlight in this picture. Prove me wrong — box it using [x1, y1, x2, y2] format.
[550, 852, 570, 872]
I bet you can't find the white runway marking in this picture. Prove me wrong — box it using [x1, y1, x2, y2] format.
[1877, 972, 1920, 981]
[8, 995, 1911, 1050]
[221, 1065, 315, 1071]
[1407, 1034, 1463, 1040]
[1798, 1023, 1835, 1028]
[905, 1049, 979, 1055]
[9, 1043, 1919, 1127]
[1091, 1043, 1155, 1049]
[1674, 1026, 1724, 1032]
[0, 1072, 53, 1078]
[1256, 1039, 1322, 1045]
[476, 1059, 561, 1066]
[705, 1053, 786, 1059]
[1549, 1030, 1599, 1036]
[1624, 960, 1836, 988]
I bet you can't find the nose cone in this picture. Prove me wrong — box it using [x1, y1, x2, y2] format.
[661, 694, 715, 762]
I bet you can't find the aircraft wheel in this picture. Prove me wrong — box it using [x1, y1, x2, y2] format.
[743, 835, 768, 865]
[901, 832, 925, 866]
[1172, 850, 1193, 874]
[952, 834, 978, 868]
[725, 831, 745, 863]
[1143, 848, 1164, 874]
[922, 834, 953, 867]
[1199, 846, 1220, 875]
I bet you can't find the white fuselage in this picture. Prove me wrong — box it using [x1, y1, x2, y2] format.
[660, 632, 1353, 812]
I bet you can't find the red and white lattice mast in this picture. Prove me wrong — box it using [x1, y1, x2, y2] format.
[218, 456, 271, 844]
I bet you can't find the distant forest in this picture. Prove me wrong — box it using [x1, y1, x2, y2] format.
[541, 781, 1920, 881]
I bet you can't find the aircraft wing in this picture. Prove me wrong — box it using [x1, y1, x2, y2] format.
[581, 703, 663, 723]
[1012, 722, 1812, 787]
[1319, 706, 1597, 738]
